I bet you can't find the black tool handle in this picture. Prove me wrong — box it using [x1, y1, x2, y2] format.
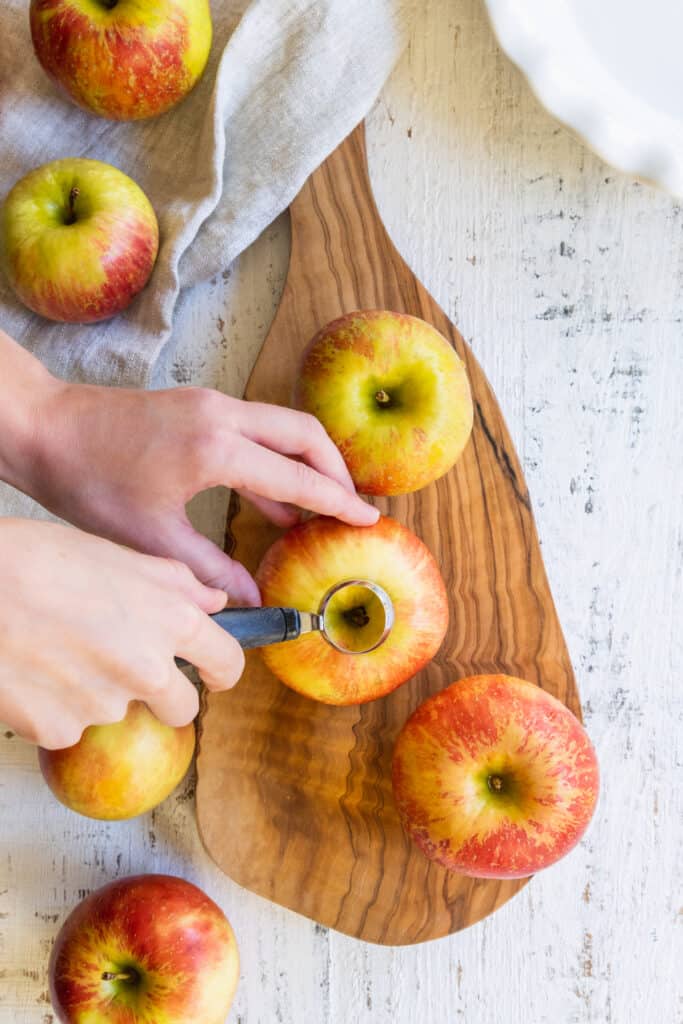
[176, 607, 302, 667]
[210, 607, 301, 649]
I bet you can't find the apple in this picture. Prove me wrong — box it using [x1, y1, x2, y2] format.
[49, 874, 239, 1024]
[39, 701, 195, 820]
[30, 0, 212, 121]
[392, 675, 599, 878]
[1, 158, 159, 324]
[255, 515, 449, 705]
[295, 310, 474, 496]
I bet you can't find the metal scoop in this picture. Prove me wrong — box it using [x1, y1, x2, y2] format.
[204, 579, 394, 655]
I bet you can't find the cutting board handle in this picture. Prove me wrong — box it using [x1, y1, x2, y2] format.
[286, 120, 420, 318]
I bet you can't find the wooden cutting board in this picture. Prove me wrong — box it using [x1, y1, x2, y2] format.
[195, 123, 581, 946]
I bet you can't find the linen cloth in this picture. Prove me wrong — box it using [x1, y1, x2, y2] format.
[0, 0, 415, 390]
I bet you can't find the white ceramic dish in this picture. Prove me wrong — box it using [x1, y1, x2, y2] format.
[484, 0, 683, 197]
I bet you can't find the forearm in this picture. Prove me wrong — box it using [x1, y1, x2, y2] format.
[0, 328, 62, 494]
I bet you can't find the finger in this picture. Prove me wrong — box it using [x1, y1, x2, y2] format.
[36, 712, 86, 751]
[156, 518, 262, 606]
[236, 488, 301, 528]
[48, 673, 131, 729]
[175, 614, 246, 693]
[220, 438, 379, 527]
[133, 517, 258, 608]
[4, 685, 85, 750]
[145, 665, 200, 728]
[235, 403, 356, 492]
[36, 720, 85, 751]
[85, 696, 131, 727]
[132, 544, 229, 614]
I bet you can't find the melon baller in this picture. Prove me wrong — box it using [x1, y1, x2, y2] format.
[196, 579, 394, 656]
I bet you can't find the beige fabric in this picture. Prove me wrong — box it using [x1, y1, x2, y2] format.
[0, 0, 415, 390]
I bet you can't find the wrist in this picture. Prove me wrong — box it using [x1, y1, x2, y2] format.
[0, 330, 67, 496]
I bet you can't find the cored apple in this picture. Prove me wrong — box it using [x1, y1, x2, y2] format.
[255, 515, 449, 705]
[392, 675, 599, 878]
[49, 874, 239, 1024]
[30, 0, 212, 121]
[295, 310, 473, 495]
[1, 158, 159, 323]
[39, 701, 195, 820]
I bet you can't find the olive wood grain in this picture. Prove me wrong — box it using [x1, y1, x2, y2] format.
[195, 122, 581, 946]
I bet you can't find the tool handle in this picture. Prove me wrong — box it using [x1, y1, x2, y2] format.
[176, 607, 302, 667]
[210, 607, 301, 649]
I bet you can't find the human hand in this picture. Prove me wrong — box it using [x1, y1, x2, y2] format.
[0, 519, 244, 750]
[21, 380, 378, 605]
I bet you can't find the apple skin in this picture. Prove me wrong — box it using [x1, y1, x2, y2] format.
[30, 0, 212, 121]
[295, 310, 474, 496]
[49, 874, 239, 1024]
[392, 675, 600, 879]
[1, 158, 159, 323]
[255, 515, 449, 705]
[38, 701, 195, 820]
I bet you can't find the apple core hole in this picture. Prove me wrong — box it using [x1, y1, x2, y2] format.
[374, 388, 393, 408]
[343, 605, 371, 629]
[322, 584, 389, 654]
[487, 774, 505, 794]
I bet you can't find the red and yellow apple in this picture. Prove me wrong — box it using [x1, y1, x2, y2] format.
[30, 0, 212, 121]
[39, 701, 195, 820]
[49, 874, 239, 1024]
[295, 310, 473, 496]
[1, 158, 159, 323]
[255, 515, 449, 705]
[392, 675, 599, 878]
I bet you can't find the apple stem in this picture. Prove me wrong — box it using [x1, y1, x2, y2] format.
[375, 389, 392, 407]
[102, 971, 135, 983]
[65, 187, 80, 226]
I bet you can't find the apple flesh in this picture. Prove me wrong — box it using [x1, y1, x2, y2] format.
[392, 675, 599, 878]
[49, 874, 239, 1024]
[295, 310, 474, 496]
[255, 515, 449, 705]
[1, 158, 159, 323]
[39, 701, 195, 820]
[30, 0, 212, 121]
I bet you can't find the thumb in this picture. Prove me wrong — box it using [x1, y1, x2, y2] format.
[155, 516, 262, 607]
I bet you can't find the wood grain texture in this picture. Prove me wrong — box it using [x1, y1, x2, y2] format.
[195, 122, 581, 945]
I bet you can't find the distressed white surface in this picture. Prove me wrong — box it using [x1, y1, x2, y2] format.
[1, 1, 681, 1021]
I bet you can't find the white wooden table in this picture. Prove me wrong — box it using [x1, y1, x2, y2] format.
[1, 2, 680, 1021]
